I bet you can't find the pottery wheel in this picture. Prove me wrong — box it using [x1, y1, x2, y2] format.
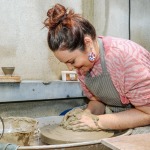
[40, 124, 114, 144]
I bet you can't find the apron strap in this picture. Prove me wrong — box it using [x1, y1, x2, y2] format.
[98, 38, 108, 73]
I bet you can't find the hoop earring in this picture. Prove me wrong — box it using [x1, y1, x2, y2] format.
[88, 50, 96, 62]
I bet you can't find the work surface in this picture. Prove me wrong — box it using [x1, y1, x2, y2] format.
[101, 133, 150, 150]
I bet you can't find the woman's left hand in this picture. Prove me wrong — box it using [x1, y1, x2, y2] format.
[65, 109, 101, 131]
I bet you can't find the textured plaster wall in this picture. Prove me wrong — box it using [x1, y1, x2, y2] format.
[0, 0, 149, 82]
[130, 0, 150, 51]
[0, 0, 82, 82]
[82, 0, 129, 39]
[83, 0, 150, 52]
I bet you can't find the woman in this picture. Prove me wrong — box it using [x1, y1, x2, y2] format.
[44, 3, 150, 133]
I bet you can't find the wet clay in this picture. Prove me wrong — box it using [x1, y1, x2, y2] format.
[40, 124, 114, 144]
[40, 107, 114, 144]
[0, 117, 39, 146]
[60, 108, 101, 131]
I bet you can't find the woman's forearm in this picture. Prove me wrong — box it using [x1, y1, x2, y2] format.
[98, 108, 150, 130]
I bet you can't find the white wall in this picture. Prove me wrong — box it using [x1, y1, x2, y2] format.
[131, 0, 150, 50]
[0, 0, 82, 82]
[0, 0, 149, 82]
[93, 0, 129, 38]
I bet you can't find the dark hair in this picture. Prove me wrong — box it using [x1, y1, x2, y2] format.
[44, 3, 96, 52]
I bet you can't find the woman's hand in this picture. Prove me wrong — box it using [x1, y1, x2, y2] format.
[60, 108, 84, 127]
[63, 109, 101, 131]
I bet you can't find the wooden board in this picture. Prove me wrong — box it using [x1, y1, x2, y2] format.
[40, 124, 114, 145]
[0, 76, 21, 83]
[101, 133, 150, 150]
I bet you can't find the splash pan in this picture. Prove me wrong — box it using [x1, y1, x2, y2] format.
[17, 116, 132, 150]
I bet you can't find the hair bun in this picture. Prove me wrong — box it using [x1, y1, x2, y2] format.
[44, 4, 67, 29]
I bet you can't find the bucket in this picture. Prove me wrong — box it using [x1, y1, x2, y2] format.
[0, 117, 39, 146]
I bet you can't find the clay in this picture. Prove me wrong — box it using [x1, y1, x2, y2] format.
[40, 107, 114, 144]
[61, 108, 102, 131]
[0, 117, 39, 146]
[40, 124, 114, 144]
[60, 108, 83, 127]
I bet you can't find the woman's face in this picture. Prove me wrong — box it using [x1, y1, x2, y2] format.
[54, 48, 94, 75]
[54, 36, 99, 75]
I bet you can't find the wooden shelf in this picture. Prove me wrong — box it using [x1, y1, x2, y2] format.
[0, 76, 21, 83]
